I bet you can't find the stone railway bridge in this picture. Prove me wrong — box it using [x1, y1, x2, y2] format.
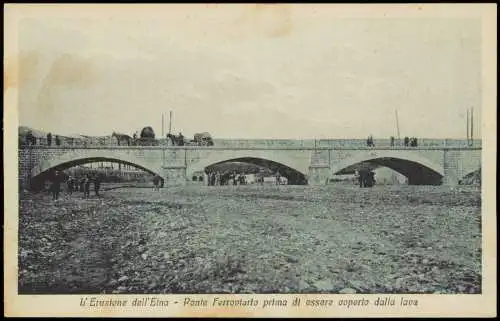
[18, 139, 481, 189]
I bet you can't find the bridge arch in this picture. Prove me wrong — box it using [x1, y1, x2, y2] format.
[459, 167, 481, 184]
[30, 150, 165, 188]
[330, 150, 445, 185]
[187, 151, 309, 185]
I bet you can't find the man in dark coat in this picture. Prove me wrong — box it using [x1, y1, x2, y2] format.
[94, 174, 102, 197]
[50, 171, 63, 201]
[178, 133, 185, 146]
[153, 175, 160, 191]
[67, 176, 74, 195]
[358, 169, 366, 188]
[404, 136, 409, 147]
[83, 175, 91, 198]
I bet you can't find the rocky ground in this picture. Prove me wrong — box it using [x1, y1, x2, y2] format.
[18, 184, 482, 294]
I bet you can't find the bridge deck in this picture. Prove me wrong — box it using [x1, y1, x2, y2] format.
[19, 146, 482, 151]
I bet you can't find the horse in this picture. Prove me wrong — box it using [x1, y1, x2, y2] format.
[167, 133, 188, 146]
[112, 132, 132, 146]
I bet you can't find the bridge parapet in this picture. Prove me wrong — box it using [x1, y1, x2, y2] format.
[318, 138, 481, 148]
[18, 145, 482, 152]
[20, 135, 481, 149]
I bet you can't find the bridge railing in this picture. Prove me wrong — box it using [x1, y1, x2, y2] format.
[19, 136, 482, 149]
[20, 136, 175, 148]
[318, 138, 481, 148]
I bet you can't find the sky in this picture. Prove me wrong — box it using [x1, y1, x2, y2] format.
[10, 4, 483, 139]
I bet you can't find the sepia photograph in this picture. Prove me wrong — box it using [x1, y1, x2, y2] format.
[4, 3, 496, 318]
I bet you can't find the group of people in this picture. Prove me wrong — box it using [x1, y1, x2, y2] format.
[22, 131, 61, 146]
[48, 171, 102, 201]
[46, 132, 61, 146]
[366, 135, 376, 147]
[367, 135, 419, 147]
[403, 136, 419, 147]
[355, 169, 376, 188]
[206, 171, 284, 186]
[207, 171, 247, 186]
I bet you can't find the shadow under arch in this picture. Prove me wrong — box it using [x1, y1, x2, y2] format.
[29, 157, 164, 191]
[204, 157, 308, 185]
[333, 157, 443, 185]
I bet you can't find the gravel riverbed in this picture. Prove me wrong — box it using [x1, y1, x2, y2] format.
[18, 184, 481, 294]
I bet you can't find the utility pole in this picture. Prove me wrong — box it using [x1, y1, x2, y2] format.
[395, 109, 401, 144]
[466, 108, 470, 145]
[162, 113, 165, 137]
[470, 107, 474, 146]
[169, 110, 172, 134]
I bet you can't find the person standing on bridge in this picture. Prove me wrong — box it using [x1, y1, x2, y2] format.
[47, 132, 52, 146]
[404, 136, 409, 147]
[390, 136, 395, 147]
[178, 132, 185, 146]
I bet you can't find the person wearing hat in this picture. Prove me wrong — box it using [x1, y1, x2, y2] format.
[51, 171, 62, 201]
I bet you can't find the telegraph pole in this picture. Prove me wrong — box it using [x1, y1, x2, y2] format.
[395, 109, 401, 144]
[169, 110, 172, 134]
[470, 107, 474, 146]
[466, 108, 470, 145]
[162, 113, 165, 137]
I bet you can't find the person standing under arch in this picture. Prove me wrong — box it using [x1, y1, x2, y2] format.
[83, 175, 91, 198]
[67, 175, 74, 196]
[94, 174, 102, 197]
[50, 171, 62, 201]
[153, 175, 160, 191]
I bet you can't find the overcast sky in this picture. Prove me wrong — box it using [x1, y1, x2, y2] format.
[13, 5, 482, 139]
